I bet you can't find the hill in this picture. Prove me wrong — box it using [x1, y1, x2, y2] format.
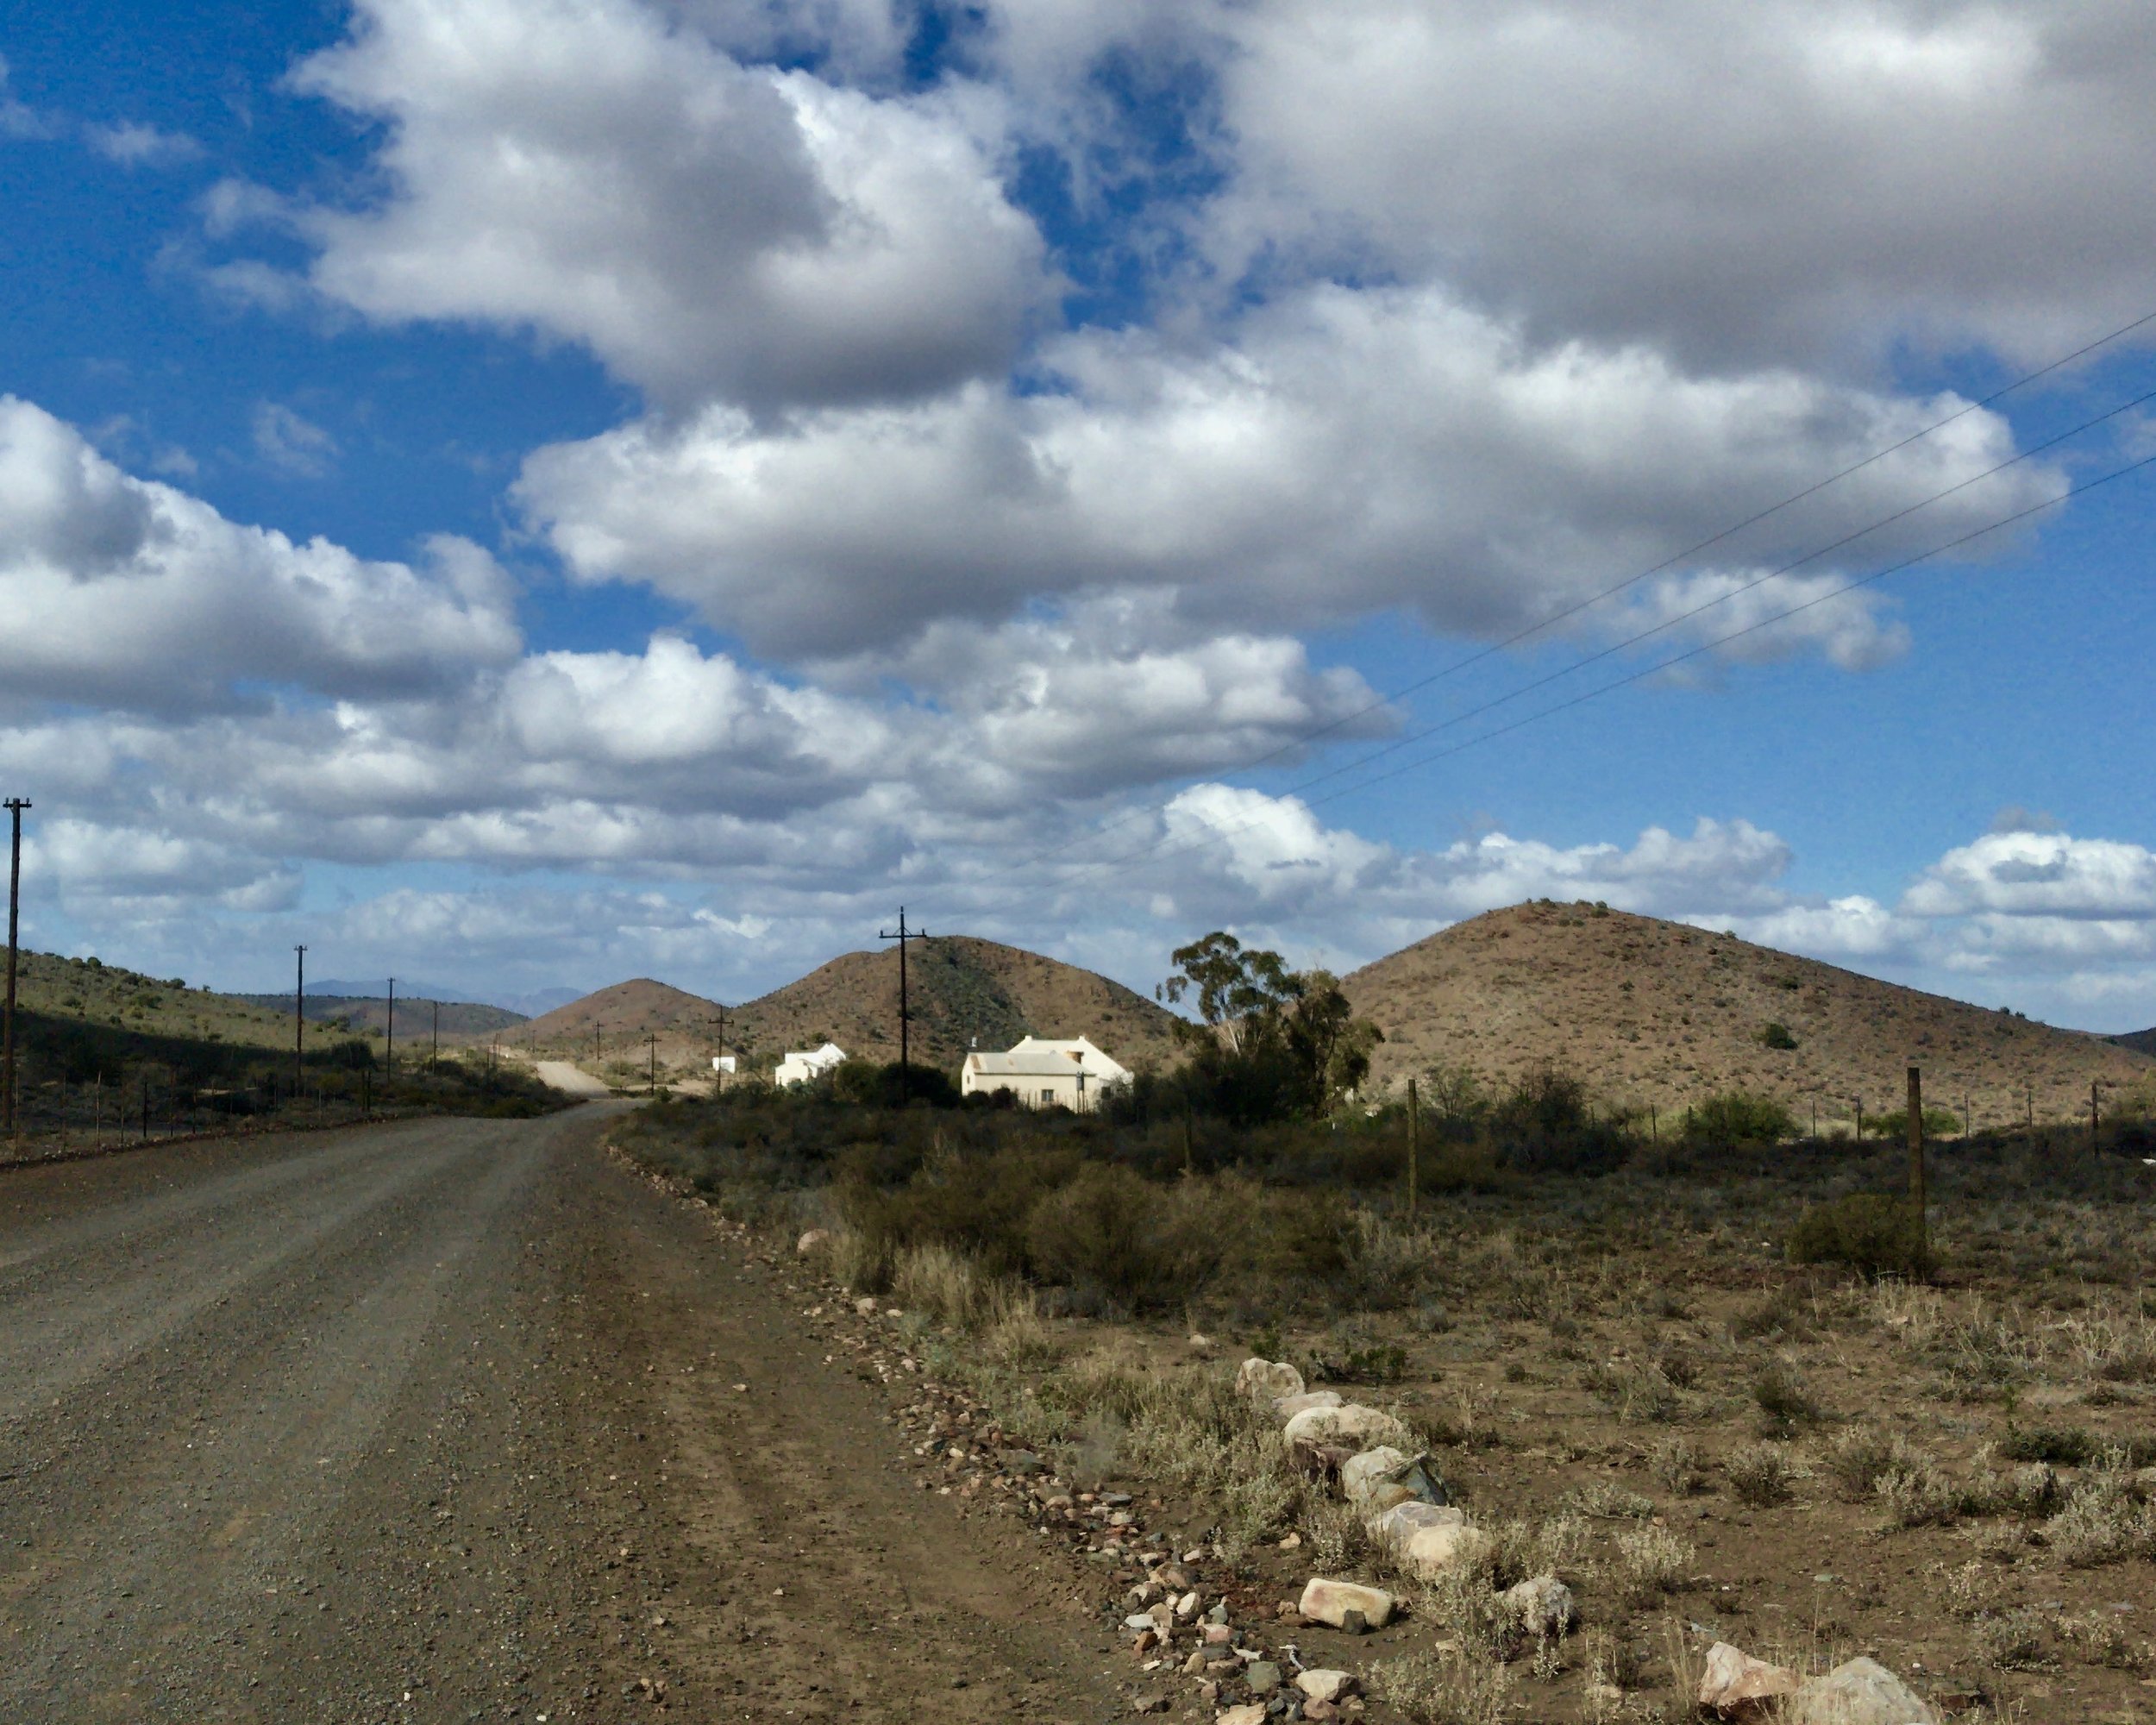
[232, 993, 526, 1044]
[729, 936, 1184, 1075]
[1343, 900, 2153, 1131]
[12, 950, 358, 1060]
[517, 979, 726, 1059]
[2111, 1027, 2156, 1058]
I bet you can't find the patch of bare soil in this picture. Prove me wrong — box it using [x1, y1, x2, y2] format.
[570, 1151, 1137, 1721]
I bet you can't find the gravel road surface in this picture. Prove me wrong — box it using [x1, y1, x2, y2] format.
[0, 1108, 1121, 1722]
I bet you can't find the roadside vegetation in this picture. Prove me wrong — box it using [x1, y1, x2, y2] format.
[3, 948, 561, 1159]
[614, 932, 2156, 1721]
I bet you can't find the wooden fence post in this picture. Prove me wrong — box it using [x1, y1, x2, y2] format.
[1908, 1065, 1927, 1263]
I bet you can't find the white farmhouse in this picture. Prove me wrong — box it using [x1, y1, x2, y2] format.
[774, 1042, 846, 1088]
[960, 1035, 1131, 1112]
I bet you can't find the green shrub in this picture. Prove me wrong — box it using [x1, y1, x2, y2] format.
[1683, 1091, 1795, 1145]
[1758, 1021, 1798, 1050]
[1024, 1162, 1175, 1304]
[2000, 1422, 2096, 1466]
[1868, 1106, 1961, 1140]
[1787, 1192, 1934, 1278]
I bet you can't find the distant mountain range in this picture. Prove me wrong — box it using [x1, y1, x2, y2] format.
[233, 992, 528, 1042]
[299, 978, 579, 1017]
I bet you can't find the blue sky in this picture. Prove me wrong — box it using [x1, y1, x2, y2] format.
[2, 0, 2153, 1028]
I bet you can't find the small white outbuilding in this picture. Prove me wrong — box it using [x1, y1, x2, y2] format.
[774, 1042, 846, 1088]
[960, 1035, 1131, 1112]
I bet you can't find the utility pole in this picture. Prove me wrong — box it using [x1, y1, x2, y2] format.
[2091, 1079, 2101, 1158]
[1853, 1096, 1863, 1141]
[878, 907, 931, 1096]
[294, 944, 307, 1095]
[713, 1005, 728, 1094]
[431, 1000, 439, 1073]
[1907, 1065, 1927, 1261]
[1406, 1076, 1420, 1224]
[3, 797, 27, 1138]
[385, 977, 396, 1079]
[649, 1031, 658, 1094]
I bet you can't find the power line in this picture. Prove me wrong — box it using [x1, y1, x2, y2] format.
[948, 304, 2156, 901]
[939, 379, 2156, 912]
[1293, 446, 2156, 816]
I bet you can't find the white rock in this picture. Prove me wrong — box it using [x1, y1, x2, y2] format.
[1399, 1521, 1484, 1581]
[1340, 1446, 1411, 1511]
[796, 1228, 830, 1255]
[1296, 1578, 1395, 1632]
[1237, 1358, 1306, 1408]
[1784, 1657, 1940, 1725]
[1295, 1669, 1355, 1703]
[854, 1296, 877, 1315]
[1217, 1707, 1269, 1725]
[1364, 1501, 1466, 1549]
[1282, 1403, 1409, 1451]
[1273, 1389, 1344, 1420]
[1697, 1641, 1801, 1719]
[1175, 1590, 1201, 1622]
[1340, 1446, 1444, 1515]
[1504, 1575, 1575, 1639]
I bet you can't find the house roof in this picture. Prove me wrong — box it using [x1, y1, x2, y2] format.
[964, 1049, 1088, 1079]
[1009, 1035, 1131, 1080]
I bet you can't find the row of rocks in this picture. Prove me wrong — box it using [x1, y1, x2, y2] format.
[1239, 1357, 1578, 1647]
[1700, 1642, 1940, 1725]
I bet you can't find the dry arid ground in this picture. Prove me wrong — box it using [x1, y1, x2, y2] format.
[620, 1097, 2156, 1724]
[1348, 902, 2152, 1130]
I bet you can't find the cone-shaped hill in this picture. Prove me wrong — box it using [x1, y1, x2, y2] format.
[1344, 900, 2152, 1130]
[729, 936, 1184, 1075]
[518, 979, 724, 1057]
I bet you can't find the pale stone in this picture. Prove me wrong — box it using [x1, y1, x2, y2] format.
[1217, 1706, 1269, 1725]
[1697, 1642, 1802, 1719]
[1175, 1590, 1201, 1622]
[1297, 1578, 1395, 1632]
[1784, 1657, 1940, 1725]
[1504, 1575, 1574, 1639]
[1400, 1521, 1486, 1581]
[1273, 1389, 1344, 1420]
[1296, 1669, 1355, 1703]
[1237, 1358, 1306, 1408]
[1282, 1403, 1410, 1451]
[854, 1296, 877, 1315]
[1340, 1446, 1410, 1510]
[796, 1228, 830, 1255]
[1244, 1661, 1282, 1695]
[1341, 1446, 1445, 1515]
[1364, 1500, 1465, 1549]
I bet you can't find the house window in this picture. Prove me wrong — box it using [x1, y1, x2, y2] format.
[1041, 1088, 1055, 1106]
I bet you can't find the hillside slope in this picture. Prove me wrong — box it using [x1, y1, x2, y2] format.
[13, 950, 354, 1059]
[730, 936, 1184, 1075]
[518, 980, 724, 1057]
[2111, 1027, 2156, 1058]
[232, 994, 526, 1043]
[1344, 901, 2152, 1130]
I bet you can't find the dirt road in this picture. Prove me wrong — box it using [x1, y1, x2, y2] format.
[0, 1109, 1123, 1722]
